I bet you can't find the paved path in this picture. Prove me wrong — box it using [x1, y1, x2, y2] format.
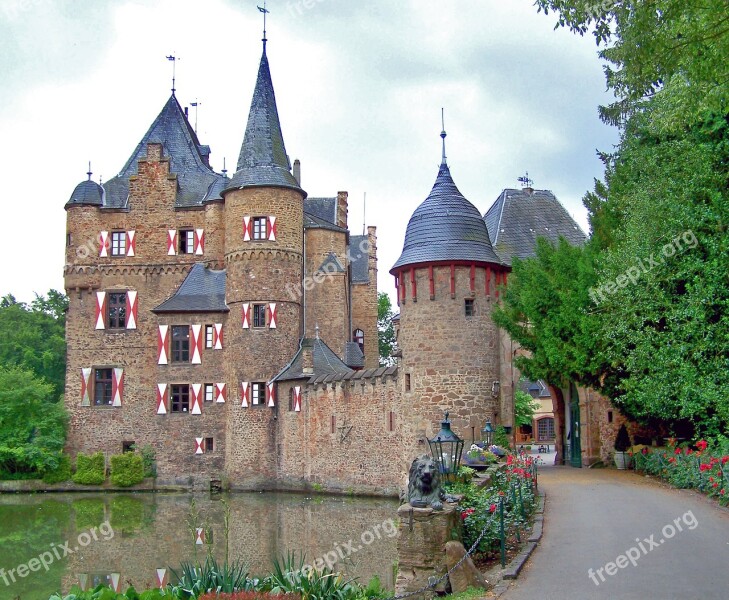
[502, 466, 729, 600]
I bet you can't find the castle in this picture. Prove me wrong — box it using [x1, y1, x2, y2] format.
[64, 34, 610, 494]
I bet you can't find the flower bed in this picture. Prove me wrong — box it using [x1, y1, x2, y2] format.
[632, 439, 729, 507]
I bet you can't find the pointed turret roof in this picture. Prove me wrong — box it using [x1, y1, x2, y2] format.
[391, 146, 503, 272]
[224, 47, 304, 196]
[95, 94, 225, 209]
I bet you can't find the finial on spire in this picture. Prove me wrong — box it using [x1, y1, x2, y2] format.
[440, 108, 447, 166]
[518, 171, 534, 189]
[315, 323, 320, 339]
[258, 2, 270, 52]
[87, 161, 92, 181]
[166, 54, 179, 95]
[222, 157, 228, 178]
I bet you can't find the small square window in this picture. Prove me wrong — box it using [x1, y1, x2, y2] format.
[205, 325, 214, 349]
[251, 382, 266, 406]
[93, 368, 113, 406]
[171, 326, 190, 363]
[465, 299, 475, 317]
[204, 383, 215, 403]
[405, 373, 411, 392]
[205, 437, 214, 452]
[107, 292, 127, 329]
[170, 384, 190, 413]
[252, 217, 267, 240]
[111, 231, 126, 256]
[122, 441, 135, 453]
[253, 304, 267, 328]
[607, 411, 613, 423]
[178, 229, 194, 254]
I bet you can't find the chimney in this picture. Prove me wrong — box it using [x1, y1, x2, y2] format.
[293, 159, 301, 185]
[184, 106, 189, 118]
[302, 339, 314, 375]
[336, 191, 348, 229]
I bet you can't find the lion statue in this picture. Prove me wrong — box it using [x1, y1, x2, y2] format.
[407, 455, 445, 510]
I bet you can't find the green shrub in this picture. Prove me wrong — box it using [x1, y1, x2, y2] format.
[110, 452, 144, 487]
[49, 584, 166, 599]
[43, 454, 72, 484]
[493, 426, 510, 449]
[139, 444, 157, 478]
[72, 452, 106, 485]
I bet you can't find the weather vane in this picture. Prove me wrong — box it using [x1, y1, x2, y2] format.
[190, 100, 201, 134]
[166, 54, 179, 95]
[258, 1, 269, 48]
[518, 171, 534, 188]
[440, 108, 447, 165]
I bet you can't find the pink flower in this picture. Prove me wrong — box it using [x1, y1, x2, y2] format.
[489, 504, 497, 513]
[697, 440, 708, 452]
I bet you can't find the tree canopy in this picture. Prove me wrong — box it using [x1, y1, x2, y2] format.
[377, 292, 397, 367]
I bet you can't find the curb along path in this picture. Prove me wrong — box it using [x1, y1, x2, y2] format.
[500, 467, 729, 599]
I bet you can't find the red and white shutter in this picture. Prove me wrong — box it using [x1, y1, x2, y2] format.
[112, 368, 124, 407]
[195, 527, 205, 542]
[242, 303, 251, 329]
[81, 368, 92, 406]
[110, 573, 121, 593]
[266, 382, 276, 407]
[294, 386, 301, 412]
[99, 231, 110, 257]
[126, 231, 136, 257]
[95, 292, 107, 330]
[213, 323, 223, 350]
[155, 569, 169, 589]
[191, 383, 202, 415]
[215, 382, 226, 403]
[157, 325, 170, 365]
[125, 291, 138, 329]
[243, 216, 252, 241]
[268, 216, 277, 241]
[194, 229, 204, 255]
[241, 381, 250, 407]
[195, 439, 204, 456]
[156, 384, 168, 415]
[191, 324, 202, 364]
[268, 303, 277, 329]
[167, 230, 177, 255]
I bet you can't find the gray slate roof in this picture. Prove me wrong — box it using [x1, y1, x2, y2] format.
[225, 49, 304, 197]
[344, 341, 365, 369]
[304, 197, 337, 224]
[91, 95, 225, 209]
[484, 188, 587, 265]
[304, 212, 347, 232]
[391, 162, 503, 273]
[153, 264, 229, 313]
[519, 378, 551, 399]
[274, 337, 353, 382]
[350, 235, 370, 283]
[318, 252, 345, 273]
[66, 179, 104, 207]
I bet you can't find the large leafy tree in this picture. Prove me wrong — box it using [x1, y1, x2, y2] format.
[0, 290, 67, 402]
[377, 292, 397, 367]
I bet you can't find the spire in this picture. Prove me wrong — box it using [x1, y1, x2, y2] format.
[440, 108, 447, 166]
[258, 3, 270, 53]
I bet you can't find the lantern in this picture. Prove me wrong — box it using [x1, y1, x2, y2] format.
[428, 411, 464, 479]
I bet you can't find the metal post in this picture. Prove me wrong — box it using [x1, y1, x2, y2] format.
[500, 496, 506, 568]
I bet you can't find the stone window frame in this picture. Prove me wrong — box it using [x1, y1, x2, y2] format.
[204, 383, 215, 403]
[107, 291, 127, 330]
[93, 367, 114, 406]
[110, 231, 126, 257]
[205, 437, 214, 452]
[171, 325, 190, 363]
[252, 304, 267, 328]
[178, 228, 195, 254]
[251, 216, 268, 241]
[464, 298, 475, 317]
[251, 381, 266, 406]
[170, 383, 190, 413]
[204, 324, 214, 349]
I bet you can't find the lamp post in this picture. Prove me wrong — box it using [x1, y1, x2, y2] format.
[428, 411, 464, 480]
[481, 417, 494, 447]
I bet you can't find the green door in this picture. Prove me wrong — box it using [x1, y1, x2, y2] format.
[570, 383, 582, 467]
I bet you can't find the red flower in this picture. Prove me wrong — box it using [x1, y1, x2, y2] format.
[722, 456, 729, 465]
[697, 440, 708, 452]
[721, 489, 726, 496]
[668, 457, 676, 464]
[700, 463, 712, 472]
[712, 483, 719, 488]
[709, 476, 714, 483]
[642, 448, 649, 455]
[675, 448, 682, 455]
[489, 504, 497, 513]
[685, 448, 693, 455]
[507, 455, 514, 466]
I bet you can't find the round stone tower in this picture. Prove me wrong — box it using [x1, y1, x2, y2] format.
[222, 42, 305, 486]
[391, 130, 507, 452]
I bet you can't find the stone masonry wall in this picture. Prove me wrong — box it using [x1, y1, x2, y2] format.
[351, 226, 379, 369]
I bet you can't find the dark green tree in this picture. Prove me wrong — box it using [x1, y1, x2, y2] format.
[377, 292, 396, 367]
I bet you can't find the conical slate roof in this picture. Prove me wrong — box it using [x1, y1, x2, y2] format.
[66, 179, 104, 207]
[225, 48, 304, 196]
[391, 161, 502, 272]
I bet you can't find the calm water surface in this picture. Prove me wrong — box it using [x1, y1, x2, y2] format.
[0, 492, 398, 600]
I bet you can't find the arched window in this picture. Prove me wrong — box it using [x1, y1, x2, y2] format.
[537, 417, 555, 441]
[353, 329, 364, 352]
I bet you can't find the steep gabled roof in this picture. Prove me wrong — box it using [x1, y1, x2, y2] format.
[350, 235, 370, 283]
[225, 48, 304, 196]
[153, 264, 228, 313]
[98, 94, 224, 209]
[484, 188, 587, 265]
[274, 337, 353, 382]
[391, 162, 503, 272]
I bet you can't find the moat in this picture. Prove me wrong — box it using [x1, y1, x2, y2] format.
[0, 492, 398, 599]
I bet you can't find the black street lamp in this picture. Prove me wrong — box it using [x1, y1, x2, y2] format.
[481, 417, 494, 446]
[428, 411, 464, 480]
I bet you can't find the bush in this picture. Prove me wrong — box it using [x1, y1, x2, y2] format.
[110, 452, 144, 487]
[43, 454, 72, 484]
[493, 426, 511, 449]
[49, 584, 166, 599]
[199, 593, 301, 600]
[72, 452, 106, 485]
[614, 424, 631, 452]
[139, 444, 157, 478]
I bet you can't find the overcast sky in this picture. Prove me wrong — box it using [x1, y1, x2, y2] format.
[0, 0, 617, 303]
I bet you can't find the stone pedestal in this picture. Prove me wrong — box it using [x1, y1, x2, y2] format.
[395, 502, 461, 598]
